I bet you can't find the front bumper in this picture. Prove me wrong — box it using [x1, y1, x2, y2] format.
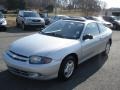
[25, 22, 45, 27]
[3, 52, 61, 80]
[0, 25, 6, 29]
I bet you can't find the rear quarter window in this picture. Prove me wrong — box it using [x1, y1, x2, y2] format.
[97, 23, 107, 33]
[84, 22, 100, 36]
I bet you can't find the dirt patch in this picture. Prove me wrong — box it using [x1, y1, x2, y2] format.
[6, 16, 16, 27]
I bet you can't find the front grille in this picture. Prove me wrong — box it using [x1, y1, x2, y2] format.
[32, 20, 41, 22]
[8, 67, 30, 76]
[8, 67, 42, 78]
[107, 24, 111, 25]
[7, 51, 28, 62]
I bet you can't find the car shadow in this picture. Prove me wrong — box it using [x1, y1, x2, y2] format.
[0, 54, 108, 90]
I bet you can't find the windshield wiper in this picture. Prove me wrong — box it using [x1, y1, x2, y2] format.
[41, 32, 64, 38]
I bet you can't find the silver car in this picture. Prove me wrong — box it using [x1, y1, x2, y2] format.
[16, 10, 45, 30]
[0, 12, 7, 30]
[3, 19, 112, 81]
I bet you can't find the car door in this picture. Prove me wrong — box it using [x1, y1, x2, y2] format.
[97, 23, 109, 52]
[81, 22, 101, 62]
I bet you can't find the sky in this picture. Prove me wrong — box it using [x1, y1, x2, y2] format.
[102, 0, 120, 8]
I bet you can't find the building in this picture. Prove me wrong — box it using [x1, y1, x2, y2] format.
[105, 8, 120, 16]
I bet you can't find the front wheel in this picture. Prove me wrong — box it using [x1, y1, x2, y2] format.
[21, 23, 27, 30]
[16, 22, 20, 27]
[58, 56, 76, 81]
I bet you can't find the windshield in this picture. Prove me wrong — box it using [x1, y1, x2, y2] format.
[0, 13, 3, 18]
[40, 13, 48, 18]
[24, 12, 40, 17]
[41, 20, 84, 39]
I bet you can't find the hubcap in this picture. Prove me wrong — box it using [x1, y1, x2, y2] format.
[64, 60, 74, 78]
[106, 43, 110, 54]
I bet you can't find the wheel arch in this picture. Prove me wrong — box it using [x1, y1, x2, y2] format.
[109, 38, 112, 46]
[61, 53, 79, 68]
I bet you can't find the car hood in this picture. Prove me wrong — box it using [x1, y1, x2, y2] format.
[9, 33, 79, 57]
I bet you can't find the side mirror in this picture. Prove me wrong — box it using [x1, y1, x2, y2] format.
[83, 34, 93, 40]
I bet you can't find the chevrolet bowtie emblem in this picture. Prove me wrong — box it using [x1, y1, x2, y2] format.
[12, 55, 17, 58]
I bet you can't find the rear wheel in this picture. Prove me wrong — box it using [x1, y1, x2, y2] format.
[103, 41, 111, 56]
[58, 56, 76, 81]
[4, 27, 7, 31]
[113, 25, 117, 30]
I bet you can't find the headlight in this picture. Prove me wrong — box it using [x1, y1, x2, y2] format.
[41, 19, 45, 24]
[0, 19, 7, 25]
[29, 56, 52, 64]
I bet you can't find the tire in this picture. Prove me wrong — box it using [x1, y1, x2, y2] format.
[0, 27, 7, 31]
[113, 25, 117, 30]
[21, 23, 27, 30]
[58, 56, 76, 81]
[16, 21, 20, 28]
[40, 25, 45, 29]
[103, 41, 111, 56]
[4, 27, 7, 31]
[16, 23, 19, 28]
[16, 19, 19, 27]
[113, 24, 119, 30]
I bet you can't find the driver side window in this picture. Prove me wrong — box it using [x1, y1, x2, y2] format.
[84, 23, 100, 36]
